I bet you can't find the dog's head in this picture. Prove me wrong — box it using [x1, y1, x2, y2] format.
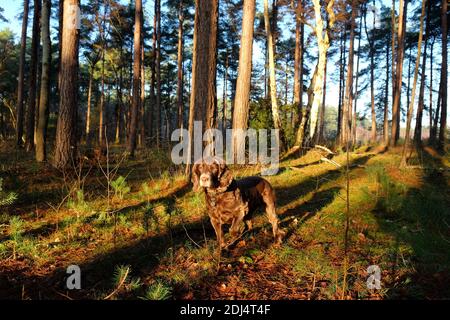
[191, 156, 233, 192]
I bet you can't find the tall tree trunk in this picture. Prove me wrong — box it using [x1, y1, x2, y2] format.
[127, 0, 142, 156]
[337, 29, 345, 142]
[85, 66, 93, 141]
[438, 0, 447, 150]
[293, 0, 304, 129]
[364, 3, 377, 143]
[293, 0, 335, 151]
[232, 0, 256, 159]
[53, 0, 79, 169]
[401, 0, 425, 167]
[391, 0, 396, 118]
[391, 0, 407, 146]
[353, 11, 363, 146]
[414, 0, 431, 144]
[428, 38, 434, 142]
[148, 5, 157, 141]
[341, 0, 357, 148]
[35, 0, 51, 162]
[58, 0, 63, 94]
[156, 0, 161, 146]
[98, 4, 108, 147]
[176, 0, 184, 132]
[16, 0, 29, 147]
[271, 0, 278, 59]
[25, 0, 41, 151]
[406, 46, 412, 117]
[139, 43, 145, 146]
[264, 0, 286, 150]
[433, 74, 442, 141]
[186, 0, 218, 175]
[222, 49, 229, 131]
[317, 56, 327, 144]
[384, 31, 390, 145]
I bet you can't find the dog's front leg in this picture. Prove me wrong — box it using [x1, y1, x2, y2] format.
[227, 208, 246, 248]
[210, 217, 225, 249]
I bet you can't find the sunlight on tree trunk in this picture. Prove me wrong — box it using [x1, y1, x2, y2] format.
[53, 0, 79, 169]
[401, 0, 426, 167]
[35, 0, 51, 162]
[127, 0, 142, 156]
[232, 0, 255, 160]
[264, 0, 285, 151]
[16, 0, 29, 147]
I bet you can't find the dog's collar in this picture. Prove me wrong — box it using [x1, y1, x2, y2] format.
[207, 178, 234, 195]
[205, 179, 235, 207]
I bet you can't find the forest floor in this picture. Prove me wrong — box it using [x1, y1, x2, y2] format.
[0, 142, 449, 300]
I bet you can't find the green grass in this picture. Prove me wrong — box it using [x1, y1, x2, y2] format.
[0, 146, 449, 299]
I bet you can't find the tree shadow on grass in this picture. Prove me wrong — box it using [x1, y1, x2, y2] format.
[0, 154, 374, 300]
[0, 182, 191, 244]
[382, 154, 450, 299]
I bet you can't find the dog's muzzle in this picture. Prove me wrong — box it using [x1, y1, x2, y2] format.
[199, 173, 213, 188]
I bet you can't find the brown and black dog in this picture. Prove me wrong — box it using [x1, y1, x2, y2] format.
[191, 157, 285, 249]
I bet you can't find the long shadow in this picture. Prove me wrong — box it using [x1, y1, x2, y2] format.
[0, 212, 214, 299]
[175, 154, 374, 299]
[0, 182, 191, 244]
[0, 154, 373, 299]
[380, 149, 450, 299]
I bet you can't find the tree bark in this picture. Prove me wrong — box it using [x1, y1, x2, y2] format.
[293, 0, 304, 128]
[384, 29, 390, 145]
[25, 0, 41, 151]
[222, 49, 229, 131]
[353, 10, 363, 146]
[341, 0, 357, 148]
[414, 0, 431, 144]
[35, 0, 51, 162]
[126, 0, 142, 156]
[16, 0, 29, 147]
[433, 74, 442, 142]
[148, 3, 157, 141]
[337, 29, 345, 142]
[317, 57, 327, 144]
[293, 0, 334, 151]
[98, 3, 108, 147]
[264, 0, 286, 150]
[156, 0, 161, 146]
[186, 0, 218, 174]
[428, 38, 434, 142]
[53, 0, 79, 169]
[176, 0, 184, 132]
[364, 3, 377, 143]
[391, 0, 407, 146]
[139, 42, 145, 146]
[391, 0, 396, 121]
[85, 66, 93, 141]
[401, 0, 425, 167]
[232, 0, 256, 159]
[438, 0, 447, 150]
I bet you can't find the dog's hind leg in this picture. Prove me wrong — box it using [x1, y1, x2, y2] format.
[264, 197, 285, 245]
[227, 210, 246, 247]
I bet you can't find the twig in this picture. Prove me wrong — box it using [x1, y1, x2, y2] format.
[181, 220, 202, 249]
[52, 289, 74, 300]
[103, 267, 129, 300]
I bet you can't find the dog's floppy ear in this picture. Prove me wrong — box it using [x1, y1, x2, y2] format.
[218, 162, 233, 190]
[191, 163, 201, 192]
